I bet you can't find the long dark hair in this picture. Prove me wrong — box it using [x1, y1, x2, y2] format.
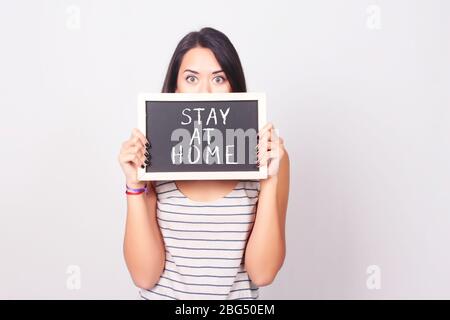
[162, 27, 247, 93]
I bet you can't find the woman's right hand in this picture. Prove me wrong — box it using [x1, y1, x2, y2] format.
[118, 128, 150, 188]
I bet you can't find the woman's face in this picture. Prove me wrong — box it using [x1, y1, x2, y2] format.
[175, 47, 231, 93]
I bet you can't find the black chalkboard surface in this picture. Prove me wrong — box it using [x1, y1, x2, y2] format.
[137, 93, 267, 181]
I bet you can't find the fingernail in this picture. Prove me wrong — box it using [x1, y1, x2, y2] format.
[144, 152, 149, 157]
[141, 164, 145, 169]
[145, 159, 150, 165]
[145, 142, 150, 148]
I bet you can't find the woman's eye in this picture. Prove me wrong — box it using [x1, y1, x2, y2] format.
[213, 76, 226, 84]
[186, 75, 197, 83]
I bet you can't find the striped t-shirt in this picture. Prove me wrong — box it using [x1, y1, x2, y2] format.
[139, 180, 260, 300]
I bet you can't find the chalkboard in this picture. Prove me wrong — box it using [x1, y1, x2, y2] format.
[137, 93, 267, 181]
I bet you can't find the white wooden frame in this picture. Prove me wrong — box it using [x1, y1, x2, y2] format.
[137, 92, 267, 181]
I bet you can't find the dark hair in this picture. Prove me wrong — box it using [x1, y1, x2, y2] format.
[162, 27, 247, 93]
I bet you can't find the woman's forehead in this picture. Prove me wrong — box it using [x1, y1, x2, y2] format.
[180, 47, 222, 74]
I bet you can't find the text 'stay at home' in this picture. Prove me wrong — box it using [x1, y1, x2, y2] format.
[170, 106, 257, 166]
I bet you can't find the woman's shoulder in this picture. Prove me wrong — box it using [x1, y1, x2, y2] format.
[238, 179, 261, 194]
[151, 180, 177, 195]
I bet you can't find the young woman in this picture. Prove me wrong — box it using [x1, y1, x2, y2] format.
[118, 27, 290, 300]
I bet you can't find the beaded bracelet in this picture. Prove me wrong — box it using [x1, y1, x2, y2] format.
[125, 184, 147, 195]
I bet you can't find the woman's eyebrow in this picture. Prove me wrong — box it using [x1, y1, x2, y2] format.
[212, 70, 224, 74]
[183, 69, 199, 74]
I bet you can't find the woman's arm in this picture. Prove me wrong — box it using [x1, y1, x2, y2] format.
[245, 123, 290, 286]
[123, 182, 166, 289]
[118, 129, 165, 289]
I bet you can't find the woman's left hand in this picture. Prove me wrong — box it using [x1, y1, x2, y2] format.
[257, 122, 286, 177]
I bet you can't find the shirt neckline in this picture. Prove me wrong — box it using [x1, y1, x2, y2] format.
[172, 180, 241, 204]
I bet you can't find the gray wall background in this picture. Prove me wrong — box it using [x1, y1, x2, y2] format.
[1, 0, 449, 299]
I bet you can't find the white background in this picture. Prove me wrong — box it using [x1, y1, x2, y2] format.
[0, 0, 449, 299]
